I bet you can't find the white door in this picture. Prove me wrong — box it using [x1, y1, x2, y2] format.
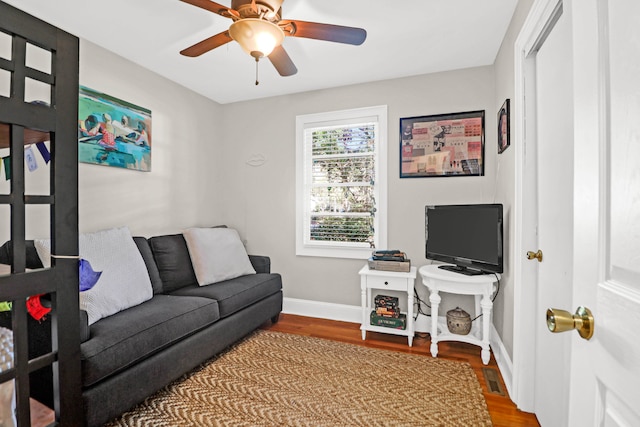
[568, 0, 640, 424]
[515, 0, 640, 425]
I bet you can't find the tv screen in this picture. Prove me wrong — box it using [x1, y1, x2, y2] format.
[425, 204, 503, 275]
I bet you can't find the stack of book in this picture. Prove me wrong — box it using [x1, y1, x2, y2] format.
[367, 250, 411, 272]
[370, 294, 406, 330]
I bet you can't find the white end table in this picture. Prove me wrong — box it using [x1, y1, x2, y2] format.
[359, 265, 417, 347]
[419, 264, 500, 365]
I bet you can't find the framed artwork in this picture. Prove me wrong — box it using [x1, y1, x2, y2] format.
[78, 86, 152, 171]
[498, 99, 510, 154]
[400, 110, 485, 178]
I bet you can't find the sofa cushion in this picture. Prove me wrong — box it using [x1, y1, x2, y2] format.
[0, 240, 44, 269]
[183, 227, 256, 286]
[148, 234, 198, 293]
[81, 294, 219, 388]
[133, 237, 163, 294]
[35, 226, 153, 325]
[170, 273, 281, 318]
[248, 255, 270, 274]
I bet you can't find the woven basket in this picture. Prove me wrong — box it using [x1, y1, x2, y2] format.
[446, 307, 471, 335]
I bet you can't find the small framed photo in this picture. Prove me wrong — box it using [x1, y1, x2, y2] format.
[400, 110, 485, 178]
[498, 99, 510, 154]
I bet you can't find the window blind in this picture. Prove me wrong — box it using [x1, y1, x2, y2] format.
[305, 122, 377, 247]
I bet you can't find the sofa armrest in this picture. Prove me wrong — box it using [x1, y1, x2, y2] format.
[248, 255, 271, 274]
[79, 309, 90, 343]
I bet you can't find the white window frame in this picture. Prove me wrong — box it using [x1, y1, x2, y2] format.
[295, 105, 387, 259]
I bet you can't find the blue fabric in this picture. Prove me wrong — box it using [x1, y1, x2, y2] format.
[79, 259, 101, 292]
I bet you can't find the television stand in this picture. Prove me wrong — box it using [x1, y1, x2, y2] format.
[419, 264, 500, 365]
[437, 265, 485, 276]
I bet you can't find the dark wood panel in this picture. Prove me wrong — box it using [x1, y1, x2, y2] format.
[0, 270, 55, 300]
[0, 123, 50, 148]
[50, 24, 82, 426]
[0, 2, 59, 51]
[1, 2, 81, 425]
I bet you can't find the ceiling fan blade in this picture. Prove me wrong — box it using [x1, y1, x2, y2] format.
[280, 20, 367, 46]
[268, 45, 297, 76]
[180, 0, 238, 19]
[180, 31, 233, 57]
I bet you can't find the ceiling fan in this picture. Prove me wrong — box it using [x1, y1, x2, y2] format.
[179, 0, 367, 80]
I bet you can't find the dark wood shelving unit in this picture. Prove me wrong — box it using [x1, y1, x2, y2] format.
[0, 1, 82, 425]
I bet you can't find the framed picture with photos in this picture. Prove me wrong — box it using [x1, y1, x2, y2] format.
[400, 110, 485, 178]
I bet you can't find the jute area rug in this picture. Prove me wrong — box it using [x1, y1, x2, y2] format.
[105, 330, 492, 426]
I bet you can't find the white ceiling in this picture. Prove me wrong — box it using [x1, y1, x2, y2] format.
[5, 0, 518, 105]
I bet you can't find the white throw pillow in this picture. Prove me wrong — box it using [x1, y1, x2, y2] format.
[183, 227, 256, 286]
[35, 226, 153, 325]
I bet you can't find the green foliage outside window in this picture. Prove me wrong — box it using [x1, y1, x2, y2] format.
[310, 124, 376, 246]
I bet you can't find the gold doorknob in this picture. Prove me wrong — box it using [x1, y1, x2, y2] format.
[526, 249, 543, 262]
[546, 306, 594, 340]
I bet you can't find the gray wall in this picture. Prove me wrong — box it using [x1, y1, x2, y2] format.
[492, 0, 534, 359]
[217, 66, 498, 317]
[76, 41, 225, 237]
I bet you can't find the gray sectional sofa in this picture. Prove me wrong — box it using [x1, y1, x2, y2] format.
[0, 231, 283, 427]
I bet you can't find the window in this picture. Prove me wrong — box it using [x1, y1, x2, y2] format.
[296, 105, 387, 259]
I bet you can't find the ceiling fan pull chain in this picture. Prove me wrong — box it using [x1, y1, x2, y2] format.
[255, 58, 260, 85]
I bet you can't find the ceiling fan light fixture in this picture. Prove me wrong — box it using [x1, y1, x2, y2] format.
[229, 18, 284, 59]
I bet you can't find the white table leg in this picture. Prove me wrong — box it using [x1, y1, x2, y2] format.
[361, 281, 367, 341]
[480, 292, 492, 365]
[474, 294, 481, 324]
[429, 289, 441, 358]
[407, 288, 414, 347]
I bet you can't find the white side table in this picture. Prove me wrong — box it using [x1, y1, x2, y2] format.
[419, 264, 500, 365]
[359, 265, 417, 347]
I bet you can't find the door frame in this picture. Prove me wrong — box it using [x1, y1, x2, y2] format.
[512, 0, 564, 412]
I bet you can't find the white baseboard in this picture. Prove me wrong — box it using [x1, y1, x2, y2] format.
[283, 297, 361, 323]
[283, 297, 514, 398]
[490, 324, 514, 398]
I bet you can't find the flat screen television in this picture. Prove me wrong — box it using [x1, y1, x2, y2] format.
[425, 204, 503, 275]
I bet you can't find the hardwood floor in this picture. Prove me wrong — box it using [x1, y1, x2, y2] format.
[262, 313, 540, 427]
[34, 313, 539, 426]
[29, 398, 55, 427]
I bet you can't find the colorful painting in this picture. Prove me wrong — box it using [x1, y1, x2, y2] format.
[78, 86, 151, 171]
